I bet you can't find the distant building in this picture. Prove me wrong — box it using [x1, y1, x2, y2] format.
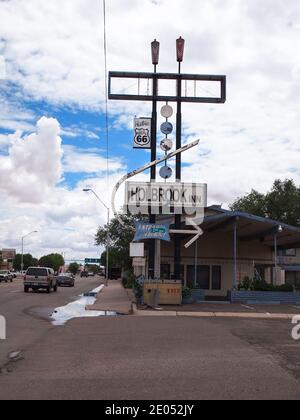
[0, 249, 16, 270]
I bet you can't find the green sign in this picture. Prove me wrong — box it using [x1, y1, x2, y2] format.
[85, 258, 101, 265]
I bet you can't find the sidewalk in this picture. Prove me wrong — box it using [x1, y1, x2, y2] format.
[132, 302, 300, 320]
[87, 282, 300, 320]
[86, 280, 132, 315]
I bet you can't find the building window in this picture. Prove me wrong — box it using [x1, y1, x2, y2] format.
[284, 249, 297, 257]
[161, 264, 170, 280]
[279, 249, 296, 257]
[187, 265, 210, 290]
[212, 266, 222, 290]
[197, 266, 210, 290]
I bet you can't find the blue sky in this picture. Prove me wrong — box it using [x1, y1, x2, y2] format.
[1, 0, 300, 259]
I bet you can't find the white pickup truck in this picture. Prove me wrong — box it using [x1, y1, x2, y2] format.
[24, 267, 57, 293]
[0, 270, 14, 283]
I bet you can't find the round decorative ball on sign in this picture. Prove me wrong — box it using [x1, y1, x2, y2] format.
[161, 105, 173, 119]
[161, 122, 173, 135]
[160, 166, 173, 179]
[160, 138, 173, 152]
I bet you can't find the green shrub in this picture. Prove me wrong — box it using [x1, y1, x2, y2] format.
[133, 281, 143, 299]
[237, 276, 294, 293]
[182, 287, 192, 299]
[238, 277, 252, 291]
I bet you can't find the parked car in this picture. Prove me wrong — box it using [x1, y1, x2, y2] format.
[57, 274, 75, 288]
[88, 272, 95, 277]
[24, 267, 57, 293]
[14, 271, 26, 278]
[0, 270, 14, 283]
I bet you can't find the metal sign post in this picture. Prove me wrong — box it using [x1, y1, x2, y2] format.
[108, 38, 226, 281]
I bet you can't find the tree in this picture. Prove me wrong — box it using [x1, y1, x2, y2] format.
[230, 179, 300, 226]
[13, 254, 38, 271]
[69, 262, 79, 276]
[230, 190, 267, 218]
[39, 254, 65, 272]
[95, 214, 143, 271]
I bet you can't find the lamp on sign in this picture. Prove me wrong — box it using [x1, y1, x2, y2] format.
[176, 37, 185, 63]
[151, 39, 160, 66]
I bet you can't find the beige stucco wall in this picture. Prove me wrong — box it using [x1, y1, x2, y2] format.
[160, 231, 274, 297]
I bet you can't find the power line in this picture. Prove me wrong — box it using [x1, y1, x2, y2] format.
[102, 0, 110, 206]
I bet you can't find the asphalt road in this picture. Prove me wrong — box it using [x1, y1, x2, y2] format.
[0, 275, 104, 367]
[1, 279, 300, 400]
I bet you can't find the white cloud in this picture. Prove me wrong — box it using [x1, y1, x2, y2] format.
[0, 117, 63, 203]
[63, 145, 124, 174]
[0, 116, 127, 259]
[1, 0, 300, 257]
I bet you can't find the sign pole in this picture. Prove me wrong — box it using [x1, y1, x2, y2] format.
[149, 58, 158, 279]
[174, 46, 183, 282]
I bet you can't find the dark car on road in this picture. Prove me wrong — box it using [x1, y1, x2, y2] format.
[80, 271, 88, 278]
[57, 274, 75, 287]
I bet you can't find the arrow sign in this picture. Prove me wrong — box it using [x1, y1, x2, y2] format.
[170, 220, 204, 248]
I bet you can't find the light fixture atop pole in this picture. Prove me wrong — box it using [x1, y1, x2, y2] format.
[21, 231, 38, 272]
[176, 36, 185, 73]
[83, 188, 110, 287]
[151, 39, 160, 72]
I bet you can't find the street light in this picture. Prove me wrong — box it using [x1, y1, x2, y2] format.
[83, 188, 110, 287]
[21, 231, 38, 272]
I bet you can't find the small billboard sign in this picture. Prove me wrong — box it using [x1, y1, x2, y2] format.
[133, 222, 171, 242]
[133, 118, 152, 149]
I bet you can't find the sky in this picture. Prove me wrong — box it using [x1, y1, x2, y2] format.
[0, 0, 300, 260]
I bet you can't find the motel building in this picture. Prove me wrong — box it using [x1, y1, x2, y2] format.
[137, 206, 300, 301]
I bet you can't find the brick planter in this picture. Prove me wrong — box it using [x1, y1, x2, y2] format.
[228, 290, 300, 304]
[191, 289, 206, 303]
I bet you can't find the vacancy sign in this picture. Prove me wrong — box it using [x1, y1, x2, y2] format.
[133, 118, 152, 149]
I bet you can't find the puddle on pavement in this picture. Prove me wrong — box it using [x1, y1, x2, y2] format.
[24, 306, 54, 321]
[51, 285, 117, 326]
[24, 285, 118, 326]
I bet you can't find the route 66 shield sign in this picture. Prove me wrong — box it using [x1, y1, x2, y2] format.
[133, 118, 152, 149]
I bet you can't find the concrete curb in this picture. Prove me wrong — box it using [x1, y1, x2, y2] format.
[132, 304, 298, 320]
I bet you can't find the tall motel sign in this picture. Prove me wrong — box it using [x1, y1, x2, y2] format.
[108, 38, 226, 279]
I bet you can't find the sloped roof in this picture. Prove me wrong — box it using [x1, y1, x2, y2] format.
[202, 209, 300, 250]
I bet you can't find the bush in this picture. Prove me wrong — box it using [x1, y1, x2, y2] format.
[133, 281, 143, 299]
[122, 271, 136, 289]
[182, 287, 192, 299]
[238, 276, 294, 293]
